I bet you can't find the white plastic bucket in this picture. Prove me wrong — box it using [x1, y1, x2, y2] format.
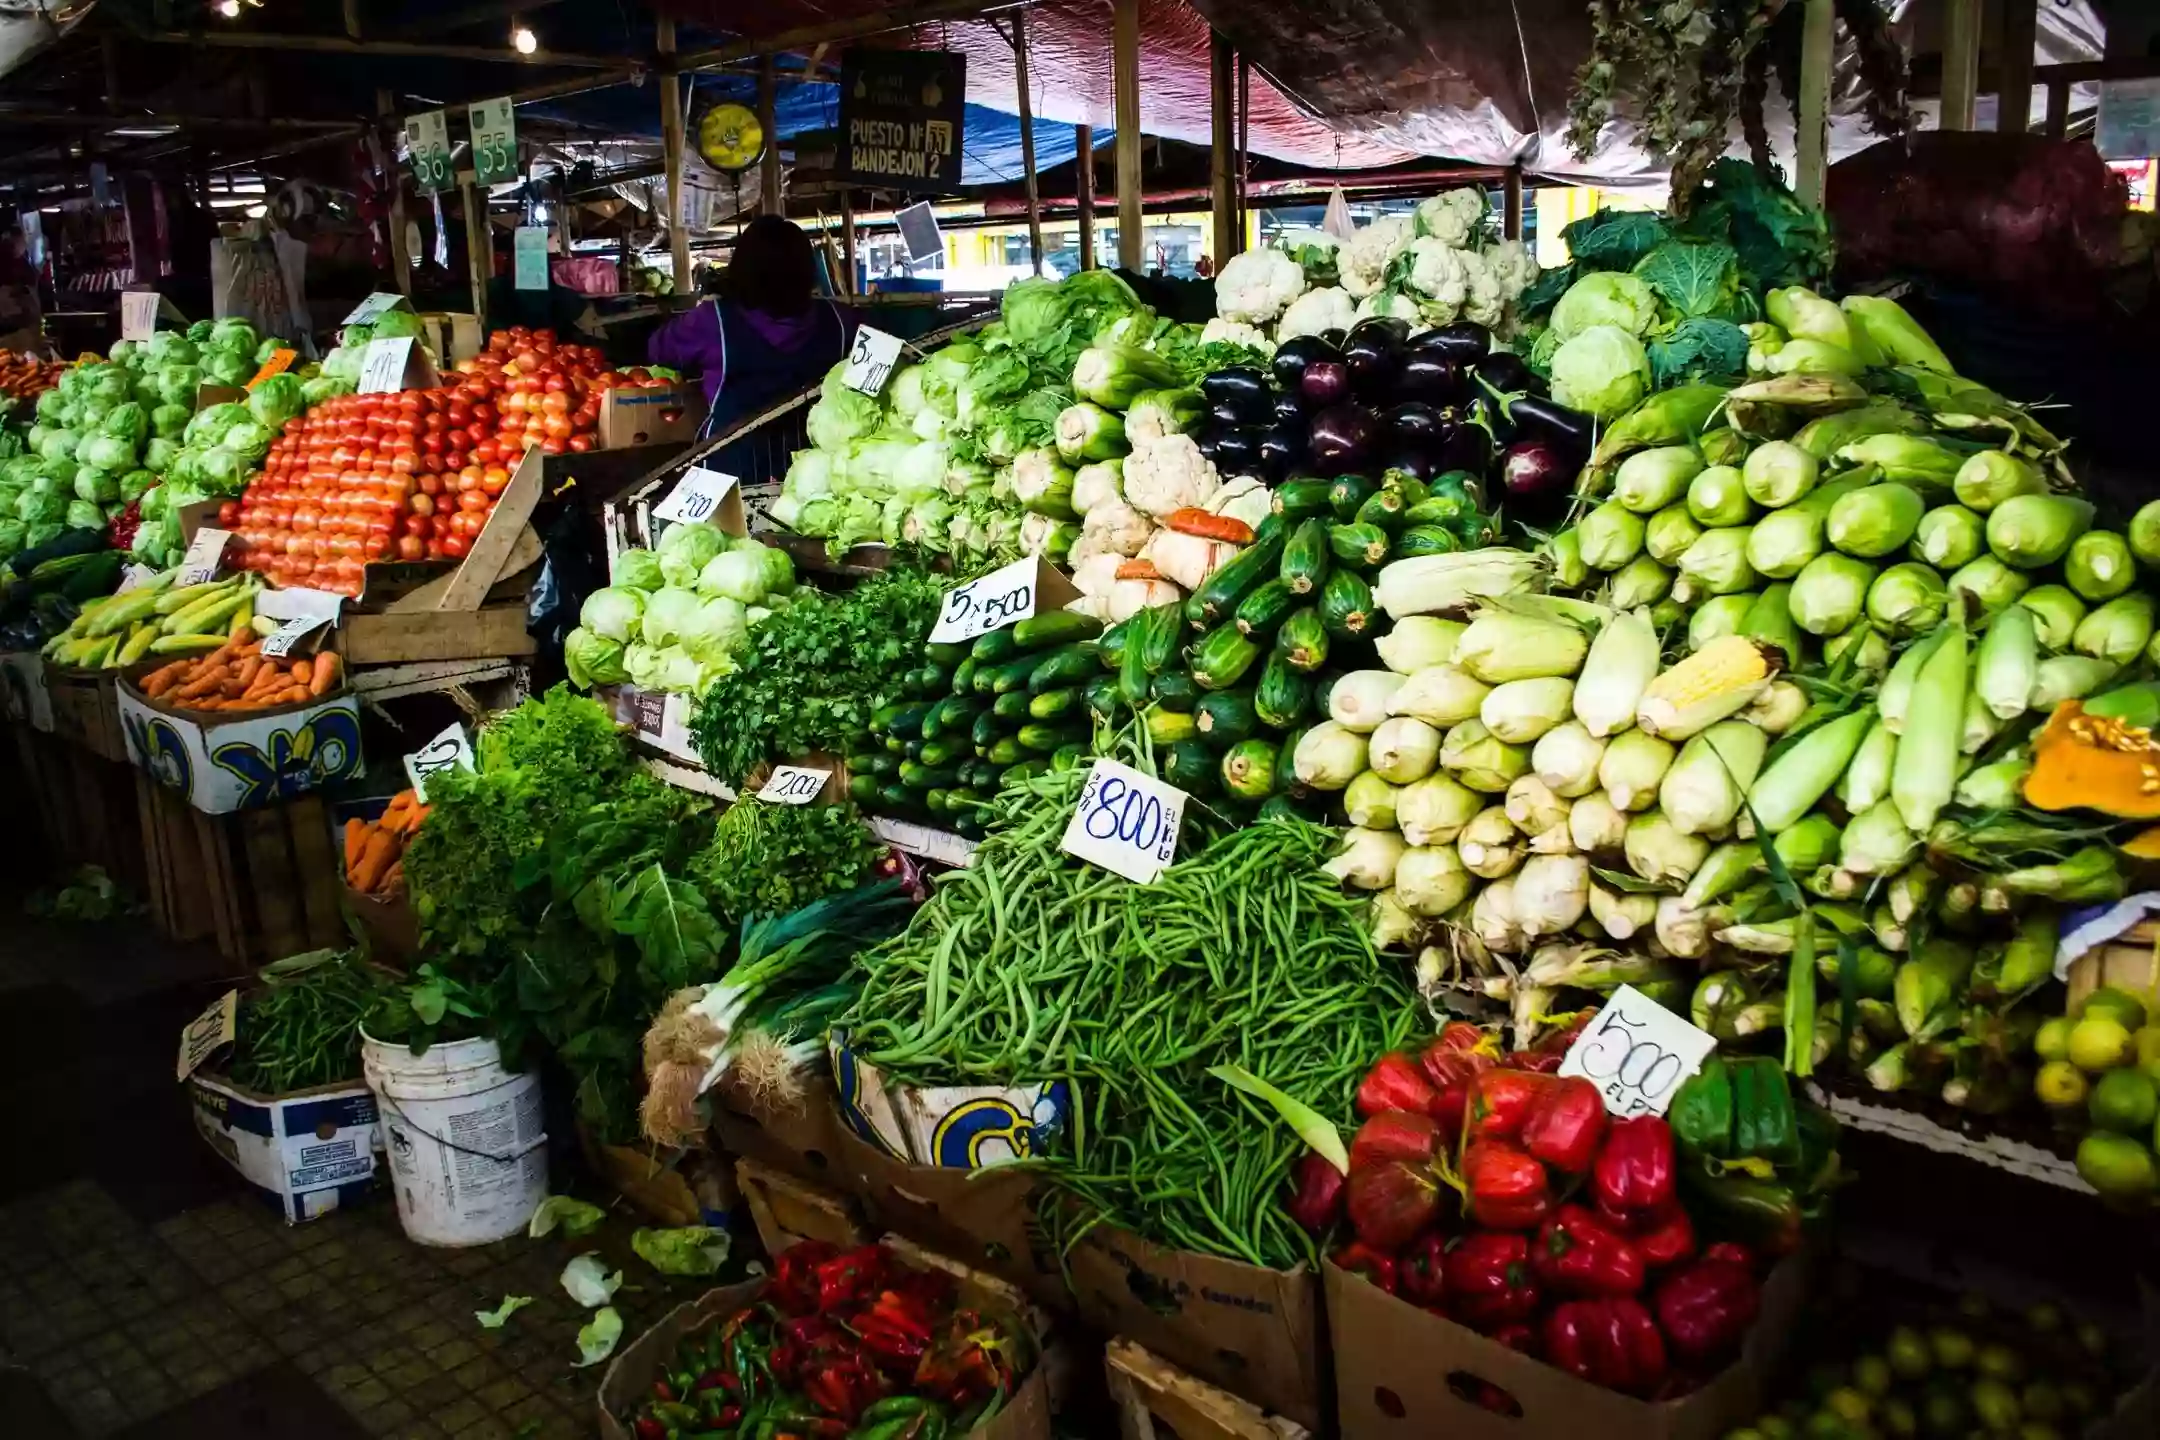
[361, 1033, 547, 1246]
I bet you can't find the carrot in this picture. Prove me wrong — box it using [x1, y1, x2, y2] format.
[1163, 508, 1254, 544]
[344, 819, 368, 873]
[308, 653, 341, 696]
[276, 685, 311, 705]
[289, 657, 313, 689]
[233, 656, 261, 691]
[176, 665, 230, 701]
[1115, 558, 1164, 581]
[351, 829, 399, 893]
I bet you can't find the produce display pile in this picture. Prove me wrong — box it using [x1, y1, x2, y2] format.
[562, 520, 799, 696]
[344, 788, 426, 898]
[223, 949, 396, 1095]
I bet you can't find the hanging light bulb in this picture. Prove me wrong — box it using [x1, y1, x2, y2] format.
[531, 201, 550, 223]
[511, 26, 538, 55]
[216, 0, 240, 16]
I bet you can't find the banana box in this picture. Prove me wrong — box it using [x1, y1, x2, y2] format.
[828, 1032, 1071, 1169]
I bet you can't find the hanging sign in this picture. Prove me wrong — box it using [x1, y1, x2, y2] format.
[176, 527, 230, 588]
[1558, 984, 1719, 1119]
[841, 325, 905, 396]
[651, 467, 740, 527]
[257, 618, 327, 660]
[756, 765, 832, 805]
[405, 109, 454, 194]
[117, 563, 160, 595]
[247, 349, 298, 389]
[894, 202, 944, 265]
[402, 721, 476, 804]
[1060, 759, 1185, 884]
[468, 96, 520, 186]
[837, 48, 967, 193]
[513, 226, 550, 291]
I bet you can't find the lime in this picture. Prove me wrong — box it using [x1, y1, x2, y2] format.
[2020, 1382, 2063, 1423]
[1971, 1377, 2022, 1433]
[2135, 1025, 2160, 1068]
[1887, 1325, 1933, 1379]
[2078, 985, 2149, 1030]
[1973, 1343, 2025, 1383]
[2067, 1015, 2136, 1072]
[2033, 1016, 2074, 1062]
[1852, 1354, 1895, 1397]
[2089, 1068, 2159, 1133]
[1928, 1327, 1976, 1369]
[2035, 1061, 2089, 1109]
[2075, 1131, 2160, 1203]
[1879, 1398, 1918, 1439]
[1825, 1388, 1874, 1425]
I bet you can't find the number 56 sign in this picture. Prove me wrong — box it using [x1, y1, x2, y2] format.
[1558, 984, 1719, 1119]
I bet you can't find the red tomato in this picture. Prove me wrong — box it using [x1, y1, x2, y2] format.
[409, 492, 436, 516]
[396, 534, 425, 560]
[456, 489, 489, 514]
[403, 514, 433, 538]
[440, 533, 471, 559]
[567, 433, 595, 453]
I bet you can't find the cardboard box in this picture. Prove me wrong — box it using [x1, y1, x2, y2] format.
[0, 650, 54, 731]
[1323, 1256, 1809, 1440]
[711, 1078, 849, 1185]
[575, 1120, 740, 1230]
[830, 1033, 1073, 1169]
[599, 382, 698, 450]
[597, 1275, 1052, 1440]
[1068, 1226, 1322, 1431]
[737, 1156, 869, 1253]
[1104, 1336, 1314, 1440]
[338, 604, 536, 665]
[187, 1068, 381, 1224]
[117, 675, 362, 816]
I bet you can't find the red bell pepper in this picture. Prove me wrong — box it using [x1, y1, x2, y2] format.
[1332, 1240, 1400, 1293]
[813, 1244, 892, 1312]
[1631, 1205, 1697, 1270]
[1465, 1069, 1556, 1142]
[1462, 1138, 1552, 1231]
[768, 1239, 839, 1315]
[1511, 1049, 1567, 1074]
[1533, 1204, 1647, 1298]
[772, 1314, 844, 1384]
[1591, 1116, 1677, 1228]
[1346, 1110, 1444, 1250]
[1491, 1322, 1538, 1356]
[1441, 1231, 1541, 1331]
[1418, 1045, 1494, 1141]
[633, 1419, 665, 1440]
[1397, 1230, 1448, 1308]
[1435, 1020, 1490, 1052]
[1544, 1297, 1669, 1396]
[1652, 1256, 1762, 1366]
[1286, 1152, 1347, 1237]
[1519, 1076, 1609, 1175]
[1356, 1052, 1439, 1117]
[1701, 1241, 1755, 1270]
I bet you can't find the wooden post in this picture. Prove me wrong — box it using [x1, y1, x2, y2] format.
[2044, 81, 2070, 139]
[1939, 0, 1981, 131]
[1074, 123, 1095, 270]
[759, 54, 783, 216]
[1794, 0, 1835, 204]
[657, 17, 690, 292]
[376, 89, 412, 296]
[1235, 53, 1249, 255]
[1011, 13, 1043, 274]
[1998, 0, 2038, 133]
[1112, 0, 1141, 271]
[462, 176, 488, 324]
[839, 188, 857, 295]
[1502, 166, 1524, 240]
[1209, 31, 1234, 270]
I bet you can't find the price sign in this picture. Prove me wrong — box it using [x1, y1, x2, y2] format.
[842, 325, 905, 397]
[405, 108, 453, 194]
[757, 765, 831, 805]
[120, 290, 163, 343]
[402, 721, 476, 803]
[652, 467, 738, 525]
[468, 96, 520, 185]
[247, 348, 297, 389]
[1060, 759, 1186, 884]
[926, 555, 1038, 645]
[176, 990, 239, 1081]
[116, 563, 159, 594]
[513, 225, 549, 291]
[342, 292, 405, 326]
[176, 527, 229, 587]
[358, 336, 415, 393]
[258, 618, 323, 659]
[1558, 984, 1719, 1119]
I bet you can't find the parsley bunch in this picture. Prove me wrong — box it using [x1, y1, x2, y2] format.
[692, 801, 884, 927]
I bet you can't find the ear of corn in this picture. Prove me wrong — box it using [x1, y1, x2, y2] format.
[1635, 636, 1781, 740]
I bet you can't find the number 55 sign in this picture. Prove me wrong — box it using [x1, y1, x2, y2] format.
[1558, 985, 1719, 1119]
[467, 97, 519, 186]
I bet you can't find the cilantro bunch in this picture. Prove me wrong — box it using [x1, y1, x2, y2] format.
[692, 800, 884, 927]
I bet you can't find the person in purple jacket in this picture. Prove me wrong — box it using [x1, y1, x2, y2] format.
[648, 215, 857, 478]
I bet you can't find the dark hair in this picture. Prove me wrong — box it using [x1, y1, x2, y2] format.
[717, 216, 820, 316]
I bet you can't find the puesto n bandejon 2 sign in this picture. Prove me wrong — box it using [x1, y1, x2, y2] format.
[839, 48, 967, 192]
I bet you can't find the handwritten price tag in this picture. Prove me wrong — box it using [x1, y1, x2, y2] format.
[652, 466, 738, 525]
[756, 765, 830, 805]
[176, 527, 229, 587]
[358, 337, 415, 393]
[342, 291, 405, 326]
[402, 721, 476, 803]
[1059, 759, 1186, 884]
[926, 555, 1038, 645]
[258, 618, 323, 659]
[1558, 984, 1719, 1119]
[176, 990, 238, 1081]
[842, 325, 905, 397]
[120, 290, 163, 343]
[116, 563, 159, 595]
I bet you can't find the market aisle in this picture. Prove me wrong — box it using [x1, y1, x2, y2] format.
[0, 908, 689, 1440]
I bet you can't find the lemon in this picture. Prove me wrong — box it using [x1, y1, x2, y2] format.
[2034, 1061, 2089, 1109]
[2089, 1068, 2159, 1134]
[2067, 1015, 2136, 1072]
[2078, 985, 2149, 1030]
[2033, 1016, 2073, 1063]
[2075, 1131, 2159, 1204]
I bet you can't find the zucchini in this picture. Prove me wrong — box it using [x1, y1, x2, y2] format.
[1152, 671, 1202, 712]
[1144, 708, 1199, 746]
[1013, 610, 1103, 651]
[1220, 737, 1279, 801]
[1017, 722, 1083, 753]
[1189, 625, 1263, 691]
[878, 781, 914, 811]
[848, 773, 881, 805]
[986, 736, 1028, 766]
[1328, 522, 1391, 571]
[1235, 577, 1297, 638]
[1085, 675, 1124, 719]
[989, 654, 1048, 694]
[1276, 608, 1331, 673]
[1273, 477, 1334, 521]
[1318, 569, 1377, 640]
[1162, 739, 1217, 795]
[951, 657, 979, 695]
[1253, 650, 1313, 729]
[1328, 475, 1378, 521]
[1281, 518, 1330, 596]
[1135, 601, 1183, 675]
[1354, 488, 1410, 535]
[992, 690, 1033, 723]
[1028, 642, 1101, 693]
[971, 627, 1020, 664]
[1029, 687, 1083, 721]
[1194, 690, 1258, 748]
[924, 641, 969, 667]
[972, 709, 1007, 750]
[1391, 525, 1462, 559]
[1187, 530, 1286, 629]
[1097, 619, 1132, 673]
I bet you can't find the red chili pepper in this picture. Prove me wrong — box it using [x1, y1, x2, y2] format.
[1630, 1205, 1697, 1270]
[914, 1309, 1022, 1406]
[1332, 1240, 1400, 1294]
[1533, 1204, 1647, 1298]
[1652, 1257, 1762, 1366]
[768, 1239, 839, 1315]
[712, 1403, 743, 1427]
[1441, 1231, 1541, 1331]
[1285, 1152, 1346, 1237]
[801, 1339, 889, 1420]
[1397, 1230, 1449, 1307]
[1356, 1052, 1439, 1117]
[1520, 1076, 1609, 1175]
[1591, 1116, 1677, 1228]
[856, 1287, 938, 1373]
[633, 1419, 666, 1440]
[1465, 1069, 1557, 1142]
[813, 1244, 893, 1312]
[1701, 1241, 1754, 1270]
[692, 1369, 742, 1393]
[1544, 1297, 1670, 1395]
[651, 1379, 676, 1403]
[1462, 1138, 1553, 1231]
[1346, 1110, 1444, 1250]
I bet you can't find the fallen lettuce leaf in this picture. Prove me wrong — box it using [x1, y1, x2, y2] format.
[560, 1255, 623, 1308]
[575, 1306, 624, 1368]
[528, 1195, 605, 1240]
[631, 1226, 731, 1277]
[475, 1295, 534, 1329]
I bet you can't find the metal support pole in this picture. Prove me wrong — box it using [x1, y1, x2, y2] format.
[1112, 0, 1141, 271]
[377, 89, 412, 296]
[759, 55, 783, 216]
[1011, 13, 1043, 274]
[1074, 124, 1095, 270]
[1209, 31, 1234, 270]
[1502, 166, 1523, 240]
[1998, 0, 2038, 133]
[342, 0, 361, 40]
[1939, 0, 1982, 132]
[839, 188, 857, 295]
[1795, 0, 1835, 204]
[101, 33, 119, 115]
[657, 18, 690, 292]
[462, 176, 488, 324]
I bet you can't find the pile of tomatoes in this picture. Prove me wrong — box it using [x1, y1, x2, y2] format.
[220, 327, 674, 595]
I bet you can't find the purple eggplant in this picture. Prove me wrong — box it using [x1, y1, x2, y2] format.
[1499, 438, 1576, 507]
[1200, 366, 1273, 424]
[1415, 321, 1492, 362]
[1437, 420, 1493, 477]
[1381, 449, 1438, 481]
[1256, 424, 1306, 480]
[1396, 349, 1469, 407]
[1507, 394, 1596, 457]
[1474, 350, 1537, 396]
[1343, 318, 1410, 399]
[1385, 402, 1449, 449]
[1271, 391, 1308, 427]
[1195, 430, 1226, 465]
[1308, 404, 1379, 470]
[1271, 335, 1342, 393]
[1213, 426, 1263, 474]
[1208, 400, 1250, 430]
[1320, 327, 1347, 350]
[1301, 358, 1352, 408]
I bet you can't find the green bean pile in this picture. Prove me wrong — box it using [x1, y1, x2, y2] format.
[844, 769, 1419, 1270]
[226, 950, 395, 1095]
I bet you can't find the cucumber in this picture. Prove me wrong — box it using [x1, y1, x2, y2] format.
[1382, 471, 1431, 506]
[883, 734, 910, 755]
[972, 709, 1007, 750]
[927, 694, 980, 740]
[1253, 651, 1313, 730]
[904, 739, 924, 761]
[1189, 625, 1262, 691]
[1354, 488, 1410, 535]
[1085, 675, 1124, 719]
[1028, 643, 1101, 693]
[878, 781, 914, 811]
[1276, 727, 1312, 795]
[993, 690, 1033, 723]
[906, 664, 947, 699]
[1258, 792, 1318, 822]
[1194, 690, 1258, 748]
[1002, 759, 1051, 788]
[1281, 518, 1331, 596]
[880, 701, 932, 739]
[1187, 531, 1286, 629]
[1119, 604, 1161, 708]
[923, 788, 952, 816]
[971, 627, 1021, 664]
[1029, 687, 1083, 721]
[1162, 739, 1217, 795]
[1275, 608, 1331, 673]
[951, 657, 979, 695]
[987, 736, 1028, 766]
[924, 641, 969, 667]
[1328, 475, 1377, 521]
[1220, 737, 1279, 801]
[1013, 610, 1103, 651]
[1252, 512, 1286, 548]
[954, 812, 987, 839]
[1097, 619, 1132, 673]
[947, 786, 989, 813]
[1053, 743, 1089, 770]
[1318, 569, 1377, 640]
[1017, 722, 1083, 753]
[1328, 522, 1391, 571]
[1144, 708, 1199, 746]
[1135, 601, 1183, 675]
[1152, 671, 1202, 712]
[989, 655, 1048, 694]
[848, 773, 881, 805]
[971, 657, 1000, 695]
[1391, 525, 1462, 559]
[1235, 578, 1297, 638]
[1273, 477, 1334, 521]
[918, 737, 966, 768]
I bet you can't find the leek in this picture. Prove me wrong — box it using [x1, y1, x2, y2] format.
[1614, 446, 1705, 514]
[1889, 616, 1967, 832]
[1749, 709, 1872, 833]
[1513, 855, 1591, 937]
[1343, 772, 1402, 831]
[1396, 772, 1483, 847]
[1324, 827, 1406, 891]
[1972, 603, 2038, 721]
[1482, 676, 1577, 744]
[1454, 613, 1590, 684]
[1457, 806, 1524, 879]
[2072, 593, 2156, 667]
[1367, 717, 1443, 785]
[2064, 531, 2135, 602]
[1609, 554, 1674, 610]
[1578, 500, 1647, 571]
[1374, 616, 1464, 675]
[1660, 721, 1768, 836]
[1837, 719, 1897, 812]
[1599, 729, 1678, 812]
[1573, 607, 1660, 738]
[1644, 506, 1705, 566]
[1533, 720, 1606, 798]
[1912, 504, 1984, 571]
[1504, 774, 1572, 837]
[1865, 561, 1948, 635]
[1439, 719, 1531, 793]
[1687, 465, 1755, 527]
[1387, 663, 1491, 727]
[1687, 593, 1758, 652]
[1569, 790, 1628, 853]
[1624, 810, 1711, 886]
[1986, 493, 2095, 569]
[1395, 845, 1472, 916]
[1827, 483, 1926, 559]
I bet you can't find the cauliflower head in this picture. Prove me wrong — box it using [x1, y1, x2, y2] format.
[1078, 497, 1155, 557]
[1415, 189, 1488, 247]
[1338, 214, 1416, 298]
[1482, 238, 1539, 302]
[1404, 238, 1471, 320]
[1276, 286, 1357, 342]
[1457, 250, 1507, 329]
[1354, 290, 1424, 324]
[1122, 432, 1223, 518]
[1200, 316, 1275, 352]
[1214, 249, 1306, 325]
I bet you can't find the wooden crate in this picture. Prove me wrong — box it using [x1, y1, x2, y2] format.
[2068, 921, 2160, 1013]
[14, 727, 146, 893]
[1105, 1338, 1312, 1440]
[735, 1156, 867, 1253]
[138, 777, 345, 962]
[45, 667, 127, 763]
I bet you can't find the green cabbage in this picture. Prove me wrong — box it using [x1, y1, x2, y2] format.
[806, 388, 882, 452]
[65, 498, 103, 529]
[218, 418, 274, 462]
[697, 549, 768, 604]
[578, 586, 648, 644]
[146, 332, 198, 367]
[678, 596, 748, 661]
[301, 376, 355, 406]
[1551, 271, 1661, 341]
[202, 350, 252, 388]
[612, 547, 664, 591]
[0, 520, 24, 555]
[118, 469, 156, 503]
[208, 317, 260, 356]
[1550, 325, 1653, 420]
[37, 430, 77, 464]
[143, 438, 178, 473]
[564, 627, 630, 690]
[640, 586, 705, 648]
[185, 319, 214, 343]
[371, 310, 425, 340]
[33, 390, 65, 423]
[195, 446, 249, 492]
[656, 521, 728, 588]
[78, 433, 136, 473]
[156, 366, 203, 408]
[186, 403, 249, 446]
[149, 403, 190, 440]
[248, 373, 305, 430]
[25, 520, 61, 549]
[102, 402, 149, 449]
[73, 467, 118, 504]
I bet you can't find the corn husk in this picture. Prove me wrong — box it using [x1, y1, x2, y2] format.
[1578, 499, 1648, 571]
[1343, 772, 1402, 830]
[1890, 620, 1966, 832]
[1687, 594, 1758, 652]
[1533, 720, 1606, 798]
[1573, 607, 1660, 738]
[1514, 854, 1592, 938]
[1749, 708, 1872, 833]
[1614, 446, 1706, 514]
[1836, 718, 1897, 815]
[1644, 506, 1705, 566]
[1482, 676, 1577, 744]
[1328, 669, 1409, 733]
[1865, 562, 1948, 635]
[1687, 465, 1755, 526]
[1945, 555, 2031, 622]
[1374, 616, 1465, 675]
[1569, 790, 1628, 853]
[1660, 721, 1769, 836]
[1439, 719, 1531, 793]
[1589, 885, 1658, 941]
[1985, 494, 2095, 569]
[1912, 504, 1985, 571]
[1374, 549, 1550, 619]
[1624, 810, 1712, 886]
[1841, 799, 1918, 876]
[1599, 729, 1679, 811]
[2072, 593, 2157, 667]
[1973, 603, 2038, 721]
[1457, 806, 1524, 879]
[1368, 716, 1443, 784]
[1387, 663, 1491, 727]
[1324, 827, 1406, 890]
[1505, 774, 1571, 836]
[2064, 531, 2135, 603]
[1741, 440, 1821, 508]
[1609, 555, 1674, 611]
[1636, 637, 1780, 740]
[1743, 680, 1810, 734]
[1471, 877, 1525, 953]
[1656, 896, 1720, 958]
[1369, 889, 1422, 950]
[1396, 845, 1472, 916]
[1293, 721, 1368, 790]
[1454, 613, 1591, 684]
[1397, 772, 1484, 847]
[2028, 654, 2116, 709]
